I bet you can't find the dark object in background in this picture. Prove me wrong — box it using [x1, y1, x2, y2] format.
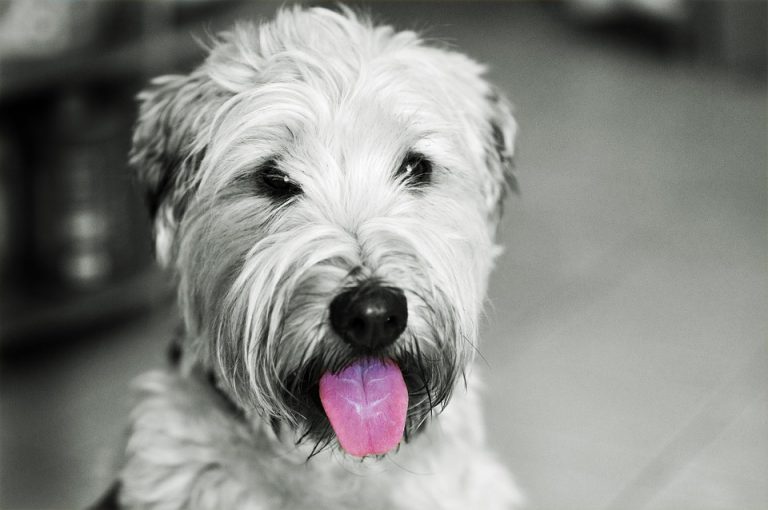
[564, 0, 767, 77]
[0, 129, 21, 287]
[0, 85, 161, 346]
[33, 88, 138, 290]
[0, 1, 168, 347]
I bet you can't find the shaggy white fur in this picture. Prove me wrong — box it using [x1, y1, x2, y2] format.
[120, 370, 522, 509]
[113, 5, 523, 509]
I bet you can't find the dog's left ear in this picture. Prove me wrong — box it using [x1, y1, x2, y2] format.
[482, 87, 519, 225]
[130, 71, 225, 266]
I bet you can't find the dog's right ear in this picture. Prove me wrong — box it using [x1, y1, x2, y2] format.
[130, 72, 223, 266]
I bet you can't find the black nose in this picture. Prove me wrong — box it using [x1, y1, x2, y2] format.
[329, 284, 408, 352]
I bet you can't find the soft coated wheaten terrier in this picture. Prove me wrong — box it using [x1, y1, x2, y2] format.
[99, 5, 524, 509]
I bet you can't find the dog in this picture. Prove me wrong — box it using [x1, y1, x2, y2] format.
[99, 5, 523, 509]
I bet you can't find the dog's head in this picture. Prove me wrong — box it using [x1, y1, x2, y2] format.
[131, 6, 517, 458]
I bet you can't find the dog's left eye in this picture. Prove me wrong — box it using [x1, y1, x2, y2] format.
[259, 162, 302, 199]
[396, 152, 432, 188]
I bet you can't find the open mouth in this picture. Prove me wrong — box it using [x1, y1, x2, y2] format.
[283, 352, 445, 458]
[318, 357, 408, 457]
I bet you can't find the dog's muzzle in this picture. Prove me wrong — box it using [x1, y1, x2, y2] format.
[316, 282, 411, 457]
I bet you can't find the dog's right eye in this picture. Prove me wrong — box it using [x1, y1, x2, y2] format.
[396, 152, 432, 189]
[259, 161, 302, 200]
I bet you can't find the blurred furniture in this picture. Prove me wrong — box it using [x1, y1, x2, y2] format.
[566, 0, 767, 77]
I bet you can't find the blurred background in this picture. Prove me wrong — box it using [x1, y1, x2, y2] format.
[0, 1, 765, 509]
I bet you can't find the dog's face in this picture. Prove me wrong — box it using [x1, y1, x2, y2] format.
[131, 7, 516, 457]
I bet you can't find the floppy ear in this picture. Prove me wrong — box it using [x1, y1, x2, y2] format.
[130, 72, 223, 265]
[420, 45, 518, 226]
[482, 88, 519, 226]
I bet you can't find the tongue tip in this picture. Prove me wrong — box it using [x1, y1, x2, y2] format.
[342, 441, 400, 458]
[337, 411, 407, 458]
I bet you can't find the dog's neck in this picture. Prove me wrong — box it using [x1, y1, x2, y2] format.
[171, 334, 308, 451]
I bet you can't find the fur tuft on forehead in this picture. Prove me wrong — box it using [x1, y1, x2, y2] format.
[205, 7, 423, 94]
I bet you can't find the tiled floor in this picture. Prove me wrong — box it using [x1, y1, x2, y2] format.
[2, 3, 766, 509]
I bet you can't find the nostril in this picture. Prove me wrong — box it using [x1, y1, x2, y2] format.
[385, 315, 400, 330]
[348, 317, 368, 336]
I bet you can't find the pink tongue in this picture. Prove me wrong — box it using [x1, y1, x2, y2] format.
[319, 358, 408, 457]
